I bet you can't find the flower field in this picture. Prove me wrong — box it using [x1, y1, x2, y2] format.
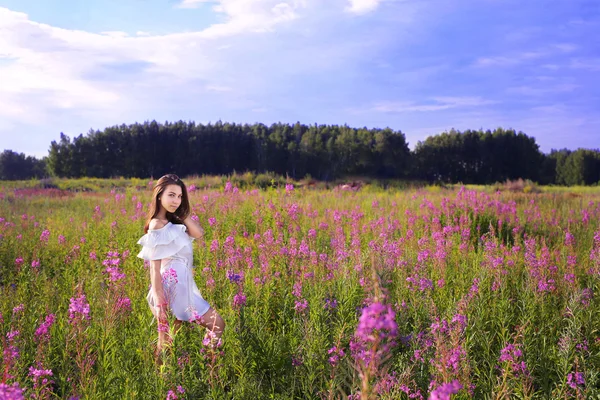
[0, 181, 599, 399]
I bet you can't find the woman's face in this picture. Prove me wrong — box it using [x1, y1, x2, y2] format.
[159, 184, 182, 213]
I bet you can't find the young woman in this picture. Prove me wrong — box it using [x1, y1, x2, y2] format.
[137, 174, 225, 355]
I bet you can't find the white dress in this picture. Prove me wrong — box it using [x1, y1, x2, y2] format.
[137, 222, 211, 322]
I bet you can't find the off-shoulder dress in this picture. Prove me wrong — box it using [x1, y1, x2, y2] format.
[137, 222, 210, 321]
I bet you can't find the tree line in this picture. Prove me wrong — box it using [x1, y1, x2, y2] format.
[1, 121, 599, 185]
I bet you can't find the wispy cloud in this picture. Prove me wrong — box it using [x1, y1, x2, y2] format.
[506, 83, 579, 96]
[100, 31, 129, 38]
[206, 84, 233, 92]
[570, 58, 600, 71]
[345, 0, 382, 14]
[473, 52, 545, 68]
[473, 43, 577, 68]
[371, 97, 496, 113]
[178, 0, 211, 9]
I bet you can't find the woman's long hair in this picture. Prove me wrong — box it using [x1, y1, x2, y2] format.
[144, 174, 191, 233]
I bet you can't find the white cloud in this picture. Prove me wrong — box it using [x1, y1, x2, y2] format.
[0, 1, 405, 144]
[0, 2, 315, 128]
[346, 0, 381, 14]
[176, 0, 307, 37]
[100, 31, 129, 38]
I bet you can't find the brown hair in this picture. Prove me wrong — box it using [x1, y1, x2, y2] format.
[144, 174, 191, 233]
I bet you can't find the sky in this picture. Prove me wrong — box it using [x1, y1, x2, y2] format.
[0, 0, 599, 158]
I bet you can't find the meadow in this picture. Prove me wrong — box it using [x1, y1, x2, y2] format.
[0, 178, 599, 399]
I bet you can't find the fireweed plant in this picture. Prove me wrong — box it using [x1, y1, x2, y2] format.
[0, 182, 599, 399]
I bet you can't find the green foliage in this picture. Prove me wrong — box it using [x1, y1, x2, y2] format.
[0, 150, 47, 180]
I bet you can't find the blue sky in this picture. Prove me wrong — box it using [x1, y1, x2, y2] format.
[0, 0, 598, 158]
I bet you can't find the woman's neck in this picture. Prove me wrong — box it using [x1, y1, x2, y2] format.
[155, 208, 168, 221]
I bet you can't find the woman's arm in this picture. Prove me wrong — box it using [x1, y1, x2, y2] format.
[182, 216, 204, 239]
[150, 259, 168, 325]
[150, 259, 166, 304]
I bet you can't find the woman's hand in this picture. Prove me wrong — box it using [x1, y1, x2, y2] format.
[156, 303, 169, 325]
[182, 216, 204, 239]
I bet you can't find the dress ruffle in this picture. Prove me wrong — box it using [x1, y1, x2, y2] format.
[136, 222, 193, 261]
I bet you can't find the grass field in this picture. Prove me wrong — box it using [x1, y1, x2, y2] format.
[0, 178, 599, 399]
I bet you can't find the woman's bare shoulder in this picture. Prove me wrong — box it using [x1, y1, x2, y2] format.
[148, 218, 167, 230]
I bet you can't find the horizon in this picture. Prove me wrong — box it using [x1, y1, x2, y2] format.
[8, 121, 600, 160]
[0, 0, 599, 158]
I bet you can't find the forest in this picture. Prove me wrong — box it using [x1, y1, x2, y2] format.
[1, 120, 599, 185]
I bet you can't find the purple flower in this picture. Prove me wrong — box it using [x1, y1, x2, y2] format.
[166, 390, 178, 400]
[28, 366, 54, 397]
[468, 278, 480, 298]
[356, 302, 398, 342]
[567, 372, 585, 389]
[292, 282, 303, 298]
[499, 343, 529, 376]
[565, 231, 575, 246]
[351, 302, 398, 371]
[564, 273, 575, 283]
[374, 372, 399, 395]
[39, 229, 50, 243]
[104, 266, 126, 282]
[161, 268, 179, 285]
[226, 270, 243, 284]
[202, 330, 222, 348]
[325, 298, 338, 310]
[28, 366, 53, 378]
[429, 380, 462, 400]
[581, 288, 593, 307]
[327, 346, 345, 366]
[233, 292, 247, 309]
[68, 294, 91, 325]
[294, 299, 308, 313]
[499, 344, 516, 363]
[0, 382, 24, 399]
[35, 314, 56, 342]
[537, 278, 556, 293]
[451, 313, 467, 330]
[116, 297, 131, 313]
